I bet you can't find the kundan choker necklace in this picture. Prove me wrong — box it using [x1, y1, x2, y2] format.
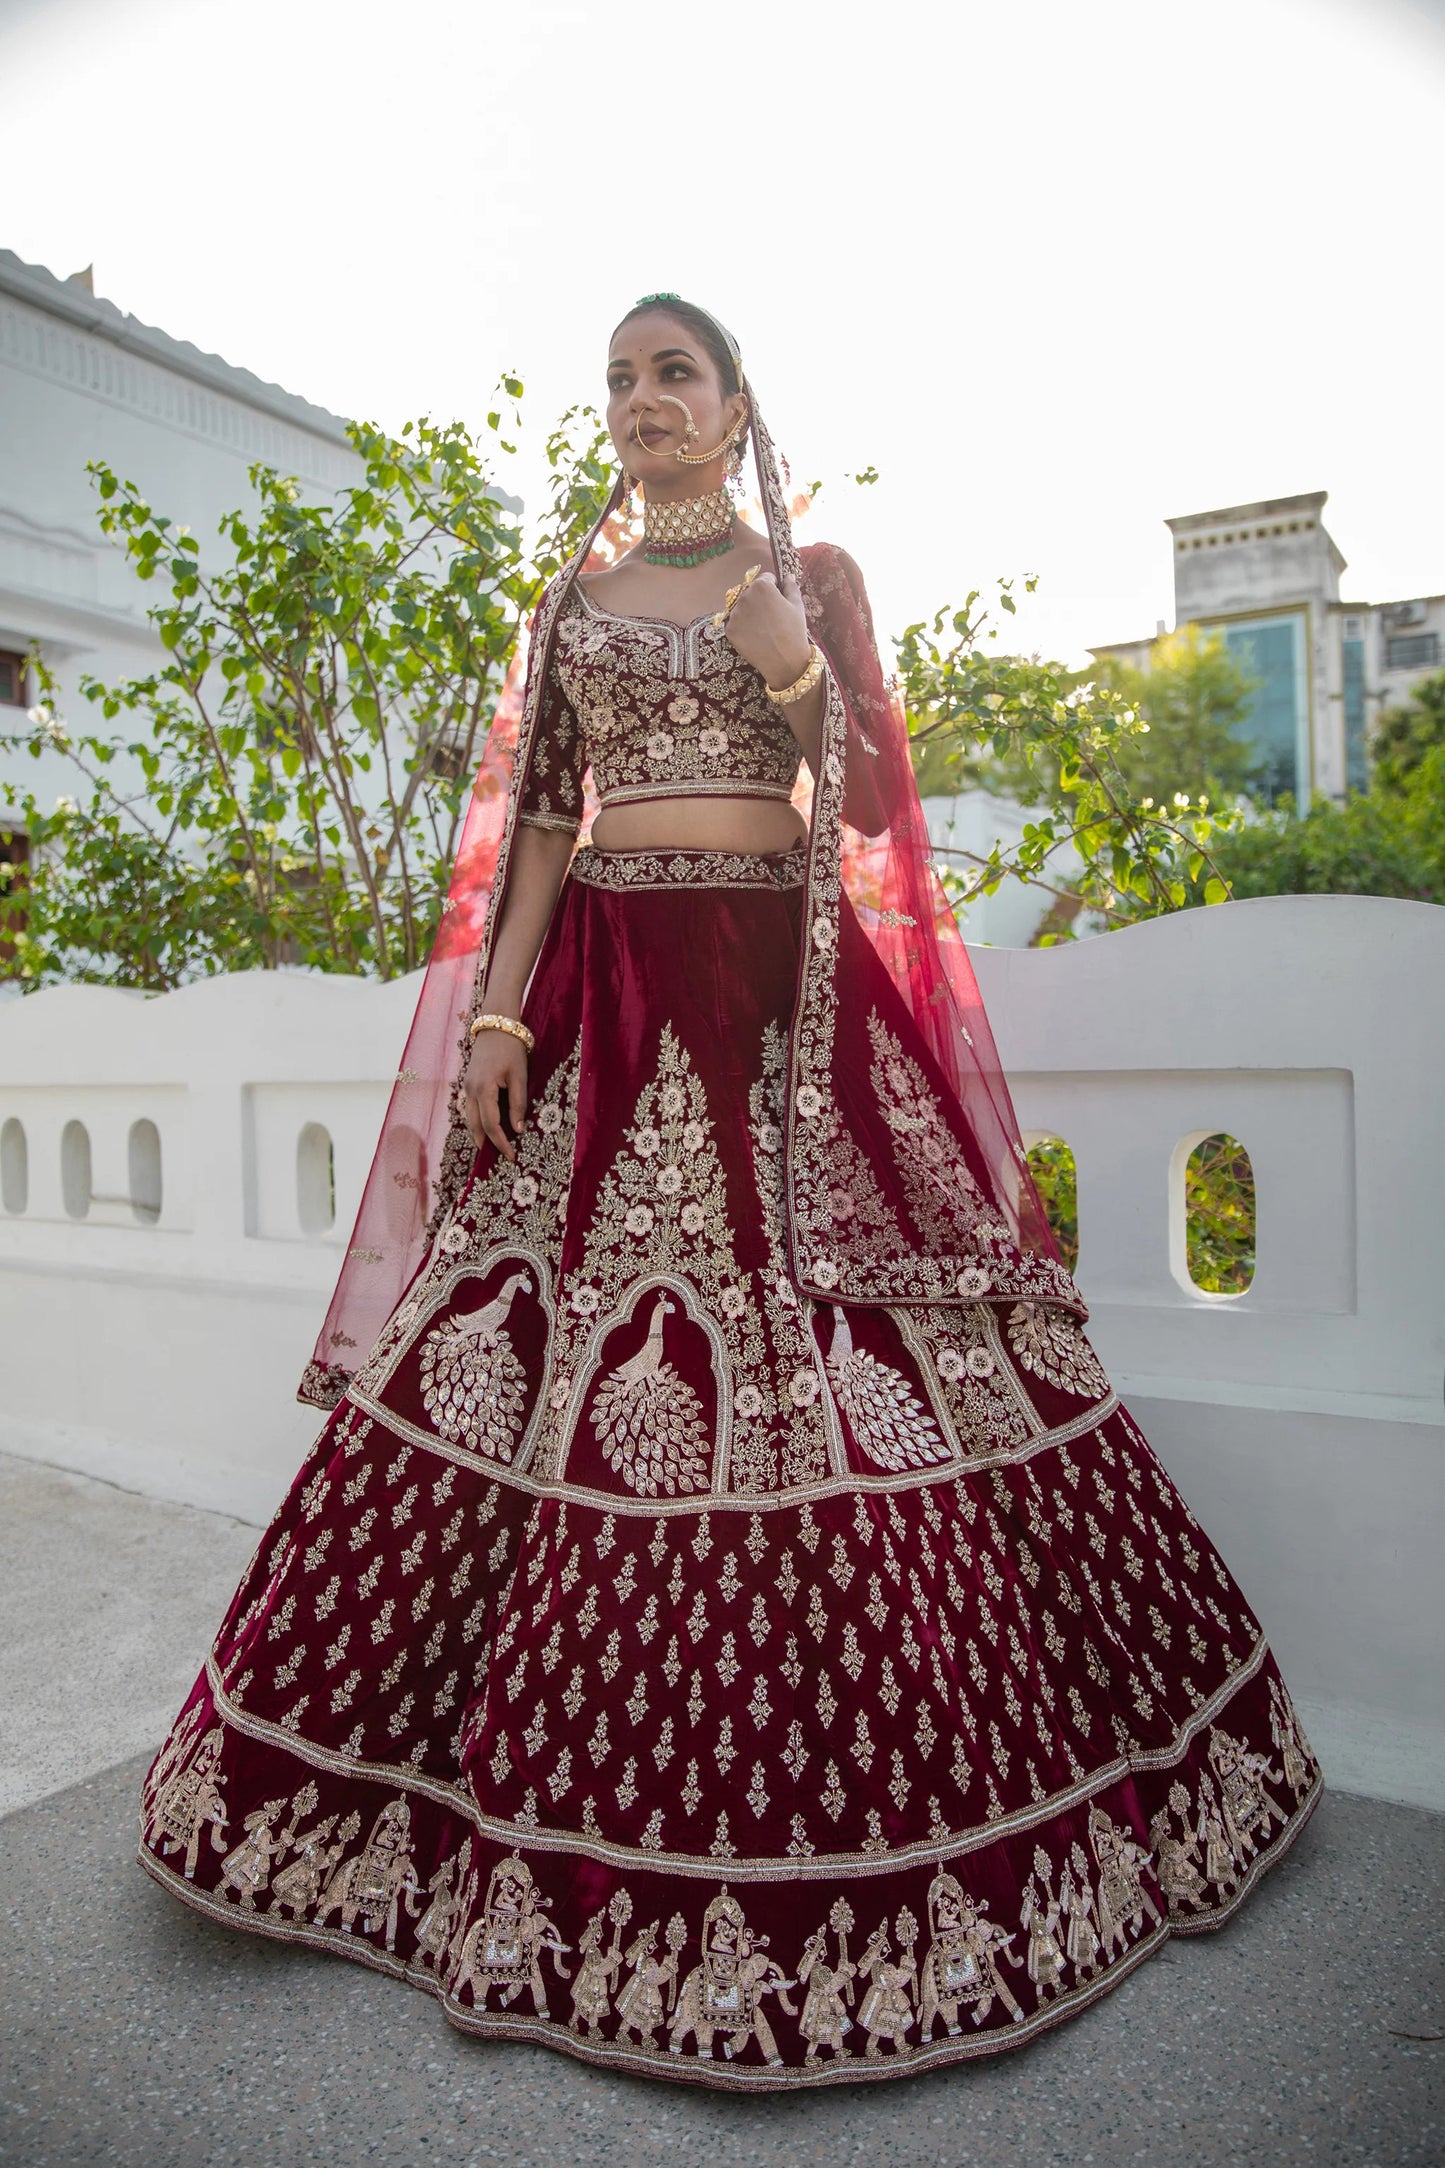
[642, 485, 736, 568]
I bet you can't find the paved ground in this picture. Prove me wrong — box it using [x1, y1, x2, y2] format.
[0, 1454, 258, 1819]
[1, 1454, 1441, 2168]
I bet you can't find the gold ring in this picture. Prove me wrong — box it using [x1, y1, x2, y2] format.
[712, 564, 761, 631]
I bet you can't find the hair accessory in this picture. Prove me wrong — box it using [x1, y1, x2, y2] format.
[642, 485, 736, 568]
[765, 643, 825, 706]
[468, 1012, 536, 1053]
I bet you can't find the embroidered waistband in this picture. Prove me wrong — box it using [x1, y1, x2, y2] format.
[569, 844, 808, 893]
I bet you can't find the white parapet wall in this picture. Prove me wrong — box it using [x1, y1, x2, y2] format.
[1, 895, 1442, 1809]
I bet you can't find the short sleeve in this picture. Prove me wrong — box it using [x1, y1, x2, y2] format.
[516, 637, 585, 838]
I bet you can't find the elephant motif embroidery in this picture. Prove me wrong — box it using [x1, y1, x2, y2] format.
[452, 1853, 571, 2016]
[667, 1889, 796, 2065]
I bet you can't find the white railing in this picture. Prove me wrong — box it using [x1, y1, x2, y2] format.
[2, 894, 1442, 1807]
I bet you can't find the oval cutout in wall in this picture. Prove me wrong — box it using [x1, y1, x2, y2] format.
[128, 1118, 163, 1225]
[0, 1117, 28, 1215]
[297, 1122, 336, 1236]
[1026, 1135, 1079, 1274]
[1180, 1131, 1256, 1295]
[61, 1119, 92, 1221]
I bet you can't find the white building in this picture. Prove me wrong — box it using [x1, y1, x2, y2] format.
[1093, 491, 1444, 802]
[0, 250, 362, 904]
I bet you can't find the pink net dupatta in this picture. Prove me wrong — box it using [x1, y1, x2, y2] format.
[802, 542, 1060, 1269]
[298, 652, 528, 1410]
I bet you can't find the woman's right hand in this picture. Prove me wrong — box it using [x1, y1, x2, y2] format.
[461, 1029, 529, 1165]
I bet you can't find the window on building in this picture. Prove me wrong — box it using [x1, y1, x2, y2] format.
[1384, 632, 1440, 673]
[0, 826, 28, 969]
[0, 651, 29, 707]
[1343, 637, 1367, 795]
[1213, 612, 1307, 803]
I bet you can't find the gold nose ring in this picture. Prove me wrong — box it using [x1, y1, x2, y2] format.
[633, 395, 699, 450]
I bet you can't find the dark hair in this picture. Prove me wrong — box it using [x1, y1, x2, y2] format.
[611, 294, 744, 401]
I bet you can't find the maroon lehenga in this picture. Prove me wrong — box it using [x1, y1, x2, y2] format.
[138, 395, 1320, 2088]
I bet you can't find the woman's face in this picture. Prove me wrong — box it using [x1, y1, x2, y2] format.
[604, 310, 744, 484]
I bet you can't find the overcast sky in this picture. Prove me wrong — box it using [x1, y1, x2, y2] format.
[5, 0, 1444, 663]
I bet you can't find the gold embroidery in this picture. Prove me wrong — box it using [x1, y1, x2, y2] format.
[868, 1012, 1011, 1252]
[546, 589, 807, 820]
[666, 1887, 796, 2065]
[856, 1910, 920, 2056]
[312, 1797, 422, 1951]
[418, 1271, 532, 1462]
[570, 844, 807, 894]
[590, 1294, 711, 1497]
[144, 1722, 228, 1880]
[1087, 1804, 1163, 1959]
[824, 1306, 951, 1473]
[1006, 1304, 1110, 1400]
[918, 1873, 1025, 2035]
[453, 1853, 571, 2016]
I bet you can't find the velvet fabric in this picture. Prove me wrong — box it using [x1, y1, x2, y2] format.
[140, 849, 1321, 2088]
[302, 394, 1057, 1413]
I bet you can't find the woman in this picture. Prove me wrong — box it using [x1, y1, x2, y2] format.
[139, 295, 1320, 2089]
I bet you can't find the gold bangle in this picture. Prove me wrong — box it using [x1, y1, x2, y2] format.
[469, 1012, 535, 1053]
[765, 643, 825, 706]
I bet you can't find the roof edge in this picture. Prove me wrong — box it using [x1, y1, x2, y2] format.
[0, 249, 355, 450]
[1165, 491, 1330, 533]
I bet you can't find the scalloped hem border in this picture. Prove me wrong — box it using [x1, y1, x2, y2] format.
[137, 1769, 1321, 2094]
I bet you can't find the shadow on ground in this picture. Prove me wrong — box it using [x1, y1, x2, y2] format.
[0, 1755, 1440, 2168]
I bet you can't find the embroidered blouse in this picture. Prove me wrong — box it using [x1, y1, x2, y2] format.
[517, 582, 813, 835]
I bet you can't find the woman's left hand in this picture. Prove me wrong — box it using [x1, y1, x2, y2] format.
[723, 570, 812, 693]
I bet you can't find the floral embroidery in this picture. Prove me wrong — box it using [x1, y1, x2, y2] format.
[532, 588, 807, 817]
[868, 1013, 1012, 1252]
[569, 846, 806, 894]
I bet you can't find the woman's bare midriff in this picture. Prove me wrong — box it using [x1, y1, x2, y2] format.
[590, 795, 807, 854]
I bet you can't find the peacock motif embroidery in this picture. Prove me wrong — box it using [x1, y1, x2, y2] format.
[824, 1306, 951, 1474]
[546, 1025, 770, 1488]
[1005, 1302, 1110, 1400]
[590, 1292, 712, 1498]
[419, 1271, 533, 1462]
[353, 1036, 580, 1404]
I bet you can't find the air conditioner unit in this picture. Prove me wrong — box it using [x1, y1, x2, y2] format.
[1382, 600, 1427, 628]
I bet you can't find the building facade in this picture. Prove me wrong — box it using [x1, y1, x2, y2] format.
[0, 251, 361, 908]
[1093, 491, 1444, 801]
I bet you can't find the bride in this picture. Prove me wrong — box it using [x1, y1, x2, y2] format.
[139, 293, 1320, 2088]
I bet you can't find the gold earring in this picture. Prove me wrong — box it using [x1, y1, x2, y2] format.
[676, 406, 749, 467]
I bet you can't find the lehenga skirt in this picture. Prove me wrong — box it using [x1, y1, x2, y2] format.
[138, 842, 1321, 2088]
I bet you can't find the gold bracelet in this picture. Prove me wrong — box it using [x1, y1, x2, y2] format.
[765, 643, 825, 706]
[469, 1012, 535, 1053]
